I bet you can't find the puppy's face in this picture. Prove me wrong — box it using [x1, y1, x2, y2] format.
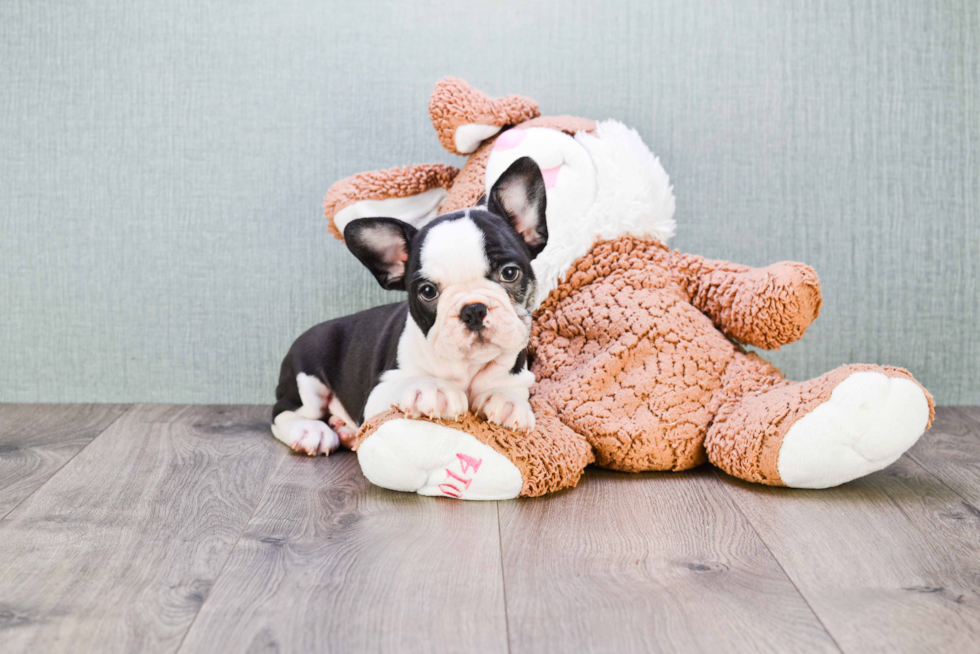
[409, 209, 535, 362]
[345, 157, 548, 364]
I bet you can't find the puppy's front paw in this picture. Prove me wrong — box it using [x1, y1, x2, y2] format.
[287, 419, 340, 456]
[399, 378, 468, 420]
[473, 392, 535, 432]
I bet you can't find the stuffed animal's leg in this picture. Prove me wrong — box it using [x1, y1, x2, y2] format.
[705, 364, 934, 488]
[353, 407, 593, 499]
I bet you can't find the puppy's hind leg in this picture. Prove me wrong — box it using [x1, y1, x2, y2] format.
[272, 373, 341, 456]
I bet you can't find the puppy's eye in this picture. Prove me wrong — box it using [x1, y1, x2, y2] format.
[499, 265, 521, 283]
[418, 283, 439, 301]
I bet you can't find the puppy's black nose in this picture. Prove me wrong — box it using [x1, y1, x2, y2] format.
[460, 303, 488, 331]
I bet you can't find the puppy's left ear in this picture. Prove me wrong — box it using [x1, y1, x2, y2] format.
[487, 156, 548, 258]
[344, 218, 418, 290]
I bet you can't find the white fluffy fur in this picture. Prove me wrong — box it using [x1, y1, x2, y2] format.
[530, 120, 676, 307]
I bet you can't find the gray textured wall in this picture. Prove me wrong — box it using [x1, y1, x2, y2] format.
[1, 0, 977, 404]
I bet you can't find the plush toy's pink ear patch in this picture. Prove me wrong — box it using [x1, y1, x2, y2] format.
[493, 128, 526, 151]
[429, 77, 540, 155]
[540, 165, 561, 189]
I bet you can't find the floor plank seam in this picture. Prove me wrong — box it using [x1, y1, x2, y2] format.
[4, 406, 976, 652]
[953, 407, 980, 432]
[172, 448, 288, 654]
[496, 501, 513, 654]
[710, 468, 846, 654]
[904, 452, 980, 516]
[0, 404, 134, 522]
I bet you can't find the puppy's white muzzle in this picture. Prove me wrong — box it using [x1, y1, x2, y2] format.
[429, 280, 529, 363]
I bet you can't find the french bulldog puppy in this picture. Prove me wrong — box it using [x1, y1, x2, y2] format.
[272, 157, 548, 455]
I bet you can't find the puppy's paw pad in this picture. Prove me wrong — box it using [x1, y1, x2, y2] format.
[499, 401, 535, 432]
[337, 426, 358, 449]
[327, 416, 358, 448]
[287, 420, 340, 456]
[475, 394, 535, 432]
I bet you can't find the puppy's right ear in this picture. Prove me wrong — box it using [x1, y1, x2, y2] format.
[487, 156, 548, 258]
[344, 218, 418, 291]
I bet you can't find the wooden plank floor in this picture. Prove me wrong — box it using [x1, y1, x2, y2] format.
[1, 405, 978, 653]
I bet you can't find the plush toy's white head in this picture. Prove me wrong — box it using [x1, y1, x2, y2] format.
[485, 120, 676, 306]
[325, 79, 677, 309]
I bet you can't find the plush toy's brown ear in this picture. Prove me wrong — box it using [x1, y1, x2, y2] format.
[324, 164, 458, 241]
[429, 77, 540, 155]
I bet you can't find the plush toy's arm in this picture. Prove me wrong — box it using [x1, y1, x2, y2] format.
[324, 163, 459, 241]
[671, 252, 822, 350]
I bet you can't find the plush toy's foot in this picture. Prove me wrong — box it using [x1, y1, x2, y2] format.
[706, 365, 934, 488]
[353, 408, 594, 499]
[776, 371, 930, 488]
[357, 418, 524, 500]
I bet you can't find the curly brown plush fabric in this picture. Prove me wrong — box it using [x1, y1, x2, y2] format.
[349, 234, 934, 495]
[328, 77, 935, 497]
[518, 115, 597, 134]
[428, 77, 540, 154]
[671, 254, 823, 350]
[323, 163, 459, 240]
[527, 236, 934, 479]
[441, 139, 495, 212]
[532, 237, 785, 471]
[351, 234, 933, 494]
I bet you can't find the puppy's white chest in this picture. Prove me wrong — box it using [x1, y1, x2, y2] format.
[363, 317, 533, 431]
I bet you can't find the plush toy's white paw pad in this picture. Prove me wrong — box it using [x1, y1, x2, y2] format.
[777, 372, 929, 488]
[399, 379, 468, 420]
[357, 419, 523, 500]
[286, 419, 340, 456]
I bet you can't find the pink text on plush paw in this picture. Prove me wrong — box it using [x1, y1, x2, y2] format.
[438, 454, 484, 498]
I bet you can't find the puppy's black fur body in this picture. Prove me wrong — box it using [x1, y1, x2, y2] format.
[272, 301, 406, 424]
[271, 204, 535, 427]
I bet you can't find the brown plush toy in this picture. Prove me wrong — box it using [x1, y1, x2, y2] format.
[322, 78, 934, 500]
